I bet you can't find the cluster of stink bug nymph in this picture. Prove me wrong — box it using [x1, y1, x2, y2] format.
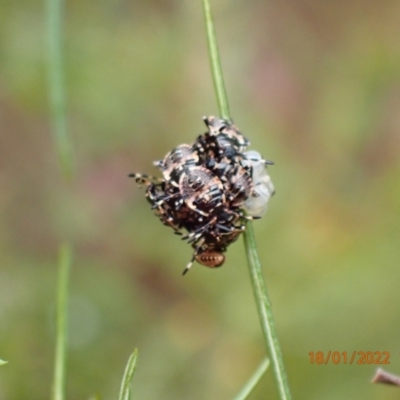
[129, 116, 275, 275]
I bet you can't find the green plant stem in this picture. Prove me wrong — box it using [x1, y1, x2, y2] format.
[243, 224, 291, 400]
[47, 2, 74, 399]
[202, 0, 230, 120]
[202, 1, 292, 399]
[47, 0, 74, 181]
[233, 358, 270, 400]
[52, 243, 72, 400]
[118, 350, 139, 400]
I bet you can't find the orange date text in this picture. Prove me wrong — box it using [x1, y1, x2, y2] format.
[308, 351, 390, 365]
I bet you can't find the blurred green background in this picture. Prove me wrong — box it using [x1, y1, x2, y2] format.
[1, 0, 400, 399]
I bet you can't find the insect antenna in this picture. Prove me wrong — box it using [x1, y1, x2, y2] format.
[128, 173, 162, 186]
[182, 255, 195, 276]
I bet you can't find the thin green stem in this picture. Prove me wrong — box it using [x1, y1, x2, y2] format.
[46, 0, 74, 181]
[52, 243, 72, 400]
[118, 350, 139, 400]
[233, 358, 270, 400]
[243, 224, 291, 400]
[202, 1, 292, 399]
[47, 2, 74, 399]
[202, 0, 230, 120]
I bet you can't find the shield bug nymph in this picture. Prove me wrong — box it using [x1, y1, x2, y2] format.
[129, 116, 275, 274]
[154, 144, 199, 181]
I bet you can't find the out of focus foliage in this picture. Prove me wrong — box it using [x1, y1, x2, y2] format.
[1, 1, 400, 399]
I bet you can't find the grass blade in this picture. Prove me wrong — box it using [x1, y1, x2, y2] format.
[118, 350, 139, 400]
[233, 358, 270, 400]
[46, 0, 74, 181]
[0, 360, 8, 366]
[52, 243, 72, 400]
[202, 1, 292, 399]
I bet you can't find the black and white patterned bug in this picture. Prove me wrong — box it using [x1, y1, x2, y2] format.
[153, 144, 199, 182]
[202, 115, 249, 154]
[129, 116, 275, 274]
[177, 166, 225, 215]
